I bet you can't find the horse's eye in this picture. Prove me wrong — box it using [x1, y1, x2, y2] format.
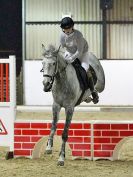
[53, 63, 55, 66]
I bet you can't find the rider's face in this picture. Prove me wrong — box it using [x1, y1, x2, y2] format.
[62, 27, 73, 35]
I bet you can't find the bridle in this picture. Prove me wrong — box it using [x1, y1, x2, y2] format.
[40, 45, 67, 92]
[40, 56, 58, 91]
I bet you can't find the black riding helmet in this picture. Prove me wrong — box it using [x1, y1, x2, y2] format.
[60, 17, 74, 29]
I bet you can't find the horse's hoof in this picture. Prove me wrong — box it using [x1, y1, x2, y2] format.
[57, 160, 64, 166]
[45, 149, 52, 154]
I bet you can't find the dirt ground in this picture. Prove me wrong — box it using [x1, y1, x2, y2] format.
[1, 110, 133, 177]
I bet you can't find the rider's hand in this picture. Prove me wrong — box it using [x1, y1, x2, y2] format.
[66, 56, 73, 63]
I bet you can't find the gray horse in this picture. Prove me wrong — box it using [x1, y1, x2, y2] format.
[41, 44, 105, 166]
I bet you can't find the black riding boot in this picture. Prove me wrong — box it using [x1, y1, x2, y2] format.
[88, 73, 99, 104]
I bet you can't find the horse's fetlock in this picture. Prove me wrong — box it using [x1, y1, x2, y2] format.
[59, 151, 65, 158]
[47, 138, 53, 147]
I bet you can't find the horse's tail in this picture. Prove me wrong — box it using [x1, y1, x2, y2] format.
[88, 52, 105, 93]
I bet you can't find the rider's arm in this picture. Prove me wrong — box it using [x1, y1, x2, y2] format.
[67, 32, 88, 63]
[68, 37, 84, 62]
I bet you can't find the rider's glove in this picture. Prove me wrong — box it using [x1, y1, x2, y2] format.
[66, 56, 74, 64]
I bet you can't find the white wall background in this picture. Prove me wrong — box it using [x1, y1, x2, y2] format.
[24, 60, 133, 106]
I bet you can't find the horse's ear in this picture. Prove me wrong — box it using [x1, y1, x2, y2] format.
[53, 45, 61, 56]
[42, 44, 46, 56]
[42, 44, 45, 49]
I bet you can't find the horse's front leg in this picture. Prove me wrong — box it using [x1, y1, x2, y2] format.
[45, 102, 61, 154]
[57, 106, 74, 166]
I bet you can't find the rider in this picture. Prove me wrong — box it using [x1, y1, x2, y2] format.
[60, 17, 99, 104]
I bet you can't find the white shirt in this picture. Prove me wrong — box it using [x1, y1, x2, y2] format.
[60, 29, 89, 62]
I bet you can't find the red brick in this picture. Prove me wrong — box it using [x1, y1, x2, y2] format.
[14, 129, 21, 135]
[56, 130, 63, 135]
[94, 124, 110, 130]
[14, 123, 30, 128]
[94, 144, 101, 150]
[31, 123, 47, 129]
[22, 143, 35, 149]
[69, 144, 73, 149]
[74, 130, 90, 136]
[68, 130, 73, 136]
[57, 123, 64, 129]
[72, 150, 82, 156]
[39, 130, 50, 135]
[94, 131, 101, 136]
[14, 150, 31, 156]
[111, 138, 122, 143]
[70, 123, 82, 129]
[120, 131, 133, 136]
[14, 143, 21, 149]
[94, 151, 111, 157]
[31, 136, 42, 142]
[83, 151, 91, 157]
[22, 130, 38, 135]
[111, 124, 128, 130]
[57, 123, 82, 129]
[56, 130, 73, 136]
[84, 137, 91, 143]
[83, 124, 91, 129]
[94, 138, 110, 143]
[68, 137, 83, 143]
[74, 144, 90, 150]
[14, 136, 30, 142]
[102, 131, 119, 136]
[102, 144, 116, 150]
[129, 124, 133, 129]
[47, 123, 52, 129]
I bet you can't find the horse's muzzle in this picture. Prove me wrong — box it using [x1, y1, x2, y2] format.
[43, 82, 52, 92]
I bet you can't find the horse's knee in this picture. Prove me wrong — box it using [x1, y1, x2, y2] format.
[52, 103, 61, 113]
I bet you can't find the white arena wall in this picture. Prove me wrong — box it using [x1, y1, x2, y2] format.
[24, 60, 133, 106]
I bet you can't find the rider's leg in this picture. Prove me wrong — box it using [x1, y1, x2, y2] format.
[81, 61, 99, 104]
[87, 71, 99, 104]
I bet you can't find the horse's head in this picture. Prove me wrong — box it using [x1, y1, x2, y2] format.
[41, 44, 58, 92]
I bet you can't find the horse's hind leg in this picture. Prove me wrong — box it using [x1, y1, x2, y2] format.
[45, 102, 61, 154]
[57, 106, 74, 166]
